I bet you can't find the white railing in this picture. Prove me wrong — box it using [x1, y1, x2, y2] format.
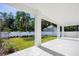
[64, 31, 79, 38]
[0, 31, 57, 38]
[1, 31, 79, 38]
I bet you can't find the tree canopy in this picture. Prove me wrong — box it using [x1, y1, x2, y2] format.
[0, 11, 78, 32]
[0, 11, 35, 32]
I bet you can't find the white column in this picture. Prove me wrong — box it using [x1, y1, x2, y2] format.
[35, 15, 41, 46]
[57, 25, 60, 39]
[62, 26, 64, 37]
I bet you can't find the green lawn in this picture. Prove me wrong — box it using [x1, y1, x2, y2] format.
[4, 36, 56, 51]
[42, 36, 56, 43]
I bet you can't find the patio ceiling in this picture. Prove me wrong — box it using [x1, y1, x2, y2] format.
[7, 3, 79, 26]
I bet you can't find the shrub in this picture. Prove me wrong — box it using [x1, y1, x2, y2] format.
[0, 39, 4, 43]
[4, 42, 17, 54]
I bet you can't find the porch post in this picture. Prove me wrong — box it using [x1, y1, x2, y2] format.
[35, 14, 41, 46]
[62, 26, 64, 37]
[57, 25, 60, 39]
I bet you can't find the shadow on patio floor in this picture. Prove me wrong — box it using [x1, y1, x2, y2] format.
[38, 46, 64, 56]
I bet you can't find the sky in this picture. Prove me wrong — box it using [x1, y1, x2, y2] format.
[0, 3, 19, 16]
[0, 3, 34, 18]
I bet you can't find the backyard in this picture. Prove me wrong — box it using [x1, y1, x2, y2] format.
[3, 36, 56, 51]
[0, 36, 56, 55]
[0, 4, 57, 55]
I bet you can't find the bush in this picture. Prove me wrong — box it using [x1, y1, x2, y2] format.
[4, 42, 17, 54]
[0, 39, 4, 47]
[3, 28, 12, 32]
[0, 39, 4, 43]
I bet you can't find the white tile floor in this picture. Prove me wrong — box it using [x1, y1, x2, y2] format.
[8, 38, 79, 56]
[8, 46, 52, 56]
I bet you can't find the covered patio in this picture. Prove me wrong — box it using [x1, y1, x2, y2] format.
[6, 3, 79, 56]
[8, 38, 79, 56]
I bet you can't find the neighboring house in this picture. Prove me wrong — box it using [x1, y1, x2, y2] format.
[42, 25, 57, 36]
[43, 25, 57, 32]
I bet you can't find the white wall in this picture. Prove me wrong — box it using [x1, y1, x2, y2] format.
[1, 31, 79, 38]
[1, 32, 35, 38]
[64, 31, 79, 38]
[1, 31, 57, 38]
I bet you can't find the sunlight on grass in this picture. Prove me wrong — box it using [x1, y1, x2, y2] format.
[42, 36, 57, 43]
[5, 36, 56, 51]
[6, 37, 34, 51]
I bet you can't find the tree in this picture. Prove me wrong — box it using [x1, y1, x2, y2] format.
[0, 19, 5, 38]
[5, 12, 15, 31]
[0, 11, 35, 32]
[64, 25, 78, 31]
[15, 11, 31, 31]
[0, 12, 15, 32]
[0, 12, 6, 38]
[27, 18, 35, 32]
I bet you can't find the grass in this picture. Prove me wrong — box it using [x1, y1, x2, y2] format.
[4, 36, 56, 51]
[4, 37, 34, 51]
[42, 36, 56, 43]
